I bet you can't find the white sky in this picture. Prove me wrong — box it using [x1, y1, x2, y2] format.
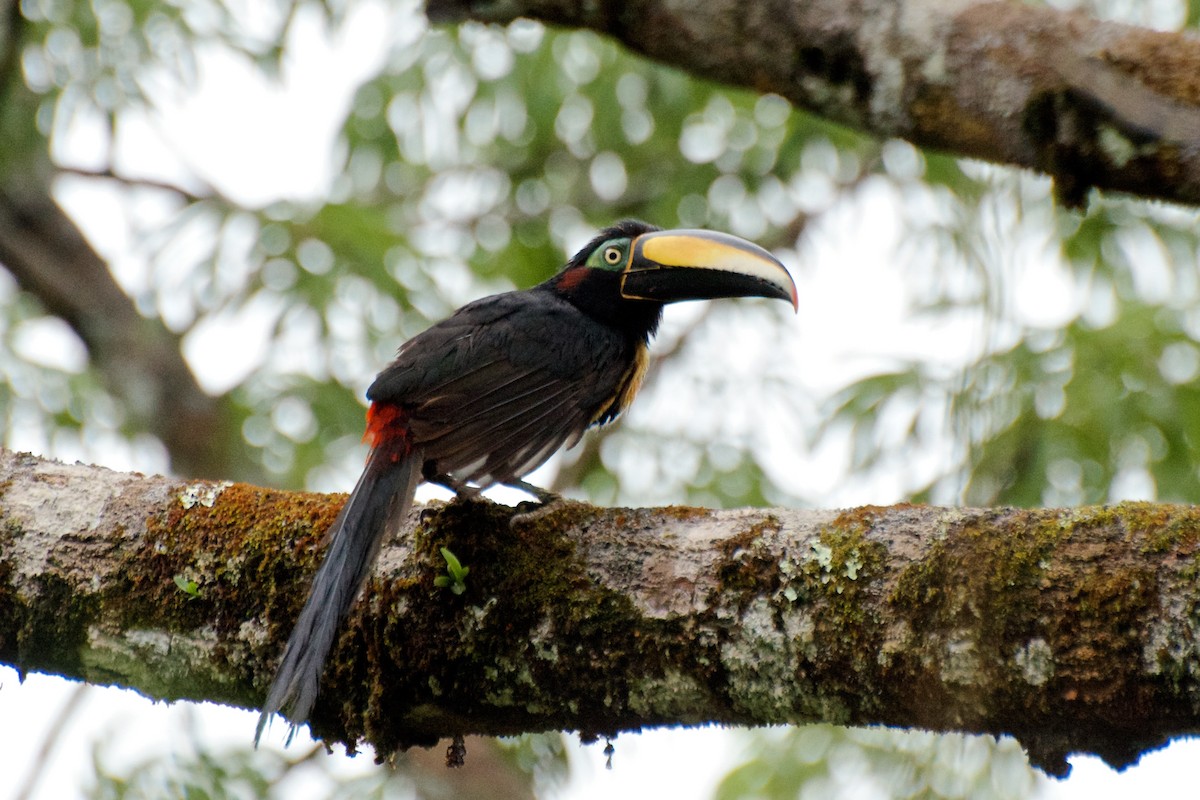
[4, 1, 1200, 798]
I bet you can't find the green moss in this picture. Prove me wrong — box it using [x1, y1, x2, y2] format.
[323, 497, 708, 757]
[16, 574, 90, 675]
[0, 515, 93, 679]
[893, 508, 1070, 643]
[105, 481, 346, 706]
[1126, 501, 1200, 554]
[889, 504, 1170, 727]
[132, 482, 341, 625]
[798, 511, 889, 598]
[714, 508, 893, 725]
[1066, 503, 1200, 703]
[715, 515, 783, 599]
[0, 520, 18, 662]
[795, 512, 888, 700]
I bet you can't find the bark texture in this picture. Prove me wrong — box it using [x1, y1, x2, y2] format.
[427, 0, 1200, 208]
[2, 448, 1200, 775]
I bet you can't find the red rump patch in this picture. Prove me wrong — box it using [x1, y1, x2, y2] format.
[364, 402, 412, 462]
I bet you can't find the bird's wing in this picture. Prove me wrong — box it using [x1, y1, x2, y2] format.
[367, 289, 633, 485]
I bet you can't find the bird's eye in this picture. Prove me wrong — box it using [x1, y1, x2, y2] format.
[603, 246, 623, 265]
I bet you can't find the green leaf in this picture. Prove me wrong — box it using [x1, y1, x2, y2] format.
[173, 575, 201, 598]
[436, 547, 469, 594]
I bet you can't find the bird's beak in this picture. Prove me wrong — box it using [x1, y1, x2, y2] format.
[620, 229, 798, 311]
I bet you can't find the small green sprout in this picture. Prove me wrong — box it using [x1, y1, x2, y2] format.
[173, 574, 201, 599]
[433, 547, 469, 595]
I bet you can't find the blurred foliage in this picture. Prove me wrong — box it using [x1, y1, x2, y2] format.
[825, 173, 1200, 507]
[715, 726, 1044, 800]
[2, 0, 869, 491]
[85, 726, 565, 799]
[4, 0, 1200, 797]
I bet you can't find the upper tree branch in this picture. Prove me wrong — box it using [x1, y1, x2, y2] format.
[2, 449, 1199, 776]
[427, 0, 1200, 208]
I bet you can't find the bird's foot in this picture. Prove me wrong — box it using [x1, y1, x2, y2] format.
[504, 478, 561, 505]
[505, 481, 569, 528]
[427, 474, 562, 524]
[420, 474, 485, 522]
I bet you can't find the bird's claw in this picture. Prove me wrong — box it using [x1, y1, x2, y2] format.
[506, 482, 567, 527]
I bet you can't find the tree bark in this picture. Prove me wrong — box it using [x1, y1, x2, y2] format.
[427, 0, 1200, 209]
[3, 449, 1200, 775]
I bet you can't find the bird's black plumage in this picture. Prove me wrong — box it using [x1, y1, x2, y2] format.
[256, 219, 796, 743]
[369, 225, 665, 486]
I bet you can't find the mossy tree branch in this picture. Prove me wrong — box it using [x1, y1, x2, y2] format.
[2, 448, 1199, 775]
[426, 0, 1200, 209]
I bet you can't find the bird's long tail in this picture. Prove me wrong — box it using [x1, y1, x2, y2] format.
[256, 404, 420, 744]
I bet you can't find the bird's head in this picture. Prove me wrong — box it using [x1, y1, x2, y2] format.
[549, 219, 797, 337]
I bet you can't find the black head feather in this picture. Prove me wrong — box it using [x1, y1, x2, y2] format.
[566, 219, 661, 269]
[547, 219, 664, 341]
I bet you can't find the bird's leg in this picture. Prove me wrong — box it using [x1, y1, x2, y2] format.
[430, 468, 559, 505]
[427, 473, 481, 500]
[420, 473, 483, 522]
[502, 478, 561, 505]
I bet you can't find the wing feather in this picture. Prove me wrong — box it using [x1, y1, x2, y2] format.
[465, 394, 591, 484]
[366, 287, 638, 487]
[407, 368, 569, 439]
[415, 383, 577, 469]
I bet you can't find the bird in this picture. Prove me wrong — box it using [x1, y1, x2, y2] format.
[255, 219, 798, 742]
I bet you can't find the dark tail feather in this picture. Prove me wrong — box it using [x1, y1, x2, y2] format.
[255, 446, 421, 745]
